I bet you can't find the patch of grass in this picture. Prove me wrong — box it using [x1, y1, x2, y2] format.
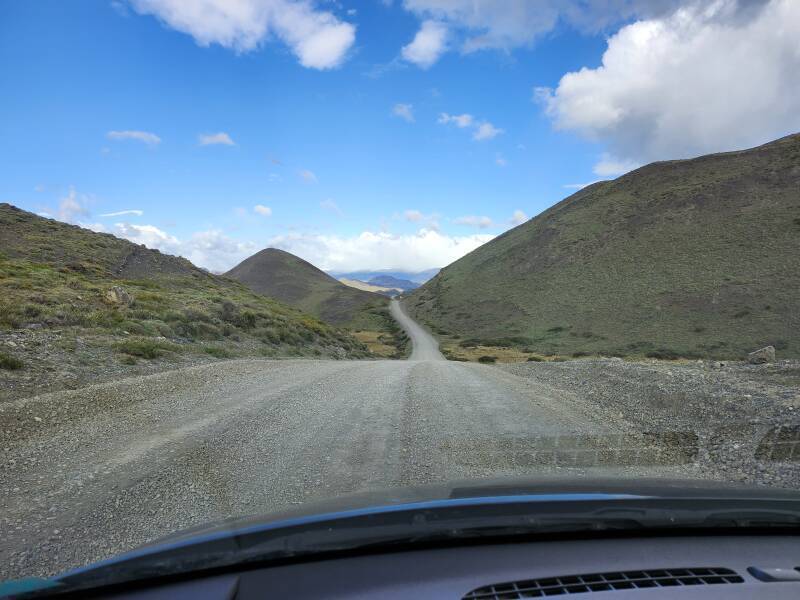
[0, 350, 24, 370]
[203, 346, 233, 359]
[116, 337, 181, 359]
[478, 355, 497, 363]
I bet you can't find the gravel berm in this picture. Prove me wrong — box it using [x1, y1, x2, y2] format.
[1, 300, 799, 578]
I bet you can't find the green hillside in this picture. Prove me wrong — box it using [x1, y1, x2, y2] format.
[0, 204, 369, 392]
[406, 133, 800, 360]
[225, 248, 389, 329]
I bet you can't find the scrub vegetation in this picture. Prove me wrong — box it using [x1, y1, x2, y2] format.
[407, 133, 800, 360]
[0, 203, 372, 399]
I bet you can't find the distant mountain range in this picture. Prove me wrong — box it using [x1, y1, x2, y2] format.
[329, 269, 439, 285]
[406, 133, 800, 360]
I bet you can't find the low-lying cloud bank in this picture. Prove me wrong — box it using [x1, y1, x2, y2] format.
[267, 229, 494, 272]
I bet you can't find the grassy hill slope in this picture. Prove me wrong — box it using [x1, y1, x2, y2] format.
[0, 204, 369, 399]
[225, 248, 389, 329]
[407, 133, 800, 360]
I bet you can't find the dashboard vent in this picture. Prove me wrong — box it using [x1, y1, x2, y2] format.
[463, 567, 744, 598]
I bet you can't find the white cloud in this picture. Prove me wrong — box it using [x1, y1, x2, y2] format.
[198, 132, 235, 146]
[454, 215, 493, 229]
[57, 187, 90, 222]
[392, 103, 415, 123]
[593, 154, 640, 177]
[99, 209, 144, 217]
[401, 19, 448, 68]
[495, 154, 507, 167]
[438, 112, 473, 128]
[129, 0, 356, 70]
[401, 209, 439, 230]
[298, 168, 318, 183]
[439, 112, 502, 141]
[510, 209, 528, 226]
[563, 181, 601, 190]
[472, 121, 503, 141]
[113, 222, 179, 248]
[267, 228, 493, 271]
[537, 0, 800, 165]
[33, 184, 45, 193]
[253, 204, 272, 216]
[400, 0, 704, 57]
[107, 130, 161, 145]
[320, 198, 342, 215]
[111, 222, 257, 273]
[268, 172, 282, 182]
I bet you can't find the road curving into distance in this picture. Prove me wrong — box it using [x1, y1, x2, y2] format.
[389, 298, 444, 361]
[1, 301, 703, 579]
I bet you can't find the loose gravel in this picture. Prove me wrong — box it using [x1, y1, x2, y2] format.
[1, 305, 798, 580]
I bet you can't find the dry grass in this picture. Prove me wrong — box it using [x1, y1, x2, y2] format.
[442, 343, 555, 363]
[353, 330, 398, 358]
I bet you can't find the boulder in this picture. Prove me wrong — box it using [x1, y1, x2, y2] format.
[748, 345, 775, 364]
[104, 286, 133, 306]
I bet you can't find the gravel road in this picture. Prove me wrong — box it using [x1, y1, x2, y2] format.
[2, 301, 798, 579]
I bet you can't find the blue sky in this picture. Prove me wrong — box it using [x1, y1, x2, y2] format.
[2, 0, 798, 272]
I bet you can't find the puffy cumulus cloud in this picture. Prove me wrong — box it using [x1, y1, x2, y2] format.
[113, 222, 180, 249]
[198, 132, 235, 146]
[401, 19, 448, 68]
[472, 121, 503, 141]
[401, 209, 439, 230]
[392, 103, 415, 123]
[111, 222, 257, 272]
[398, 0, 782, 80]
[454, 215, 493, 229]
[438, 112, 473, 128]
[509, 209, 528, 226]
[404, 209, 424, 222]
[537, 0, 800, 167]
[179, 230, 259, 273]
[57, 188, 90, 222]
[400, 0, 701, 56]
[129, 0, 356, 69]
[107, 130, 161, 145]
[267, 228, 494, 271]
[439, 112, 502, 141]
[253, 204, 272, 216]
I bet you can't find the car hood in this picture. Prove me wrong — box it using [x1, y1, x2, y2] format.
[149, 475, 800, 547]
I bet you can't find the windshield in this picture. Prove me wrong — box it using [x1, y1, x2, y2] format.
[1, 0, 799, 588]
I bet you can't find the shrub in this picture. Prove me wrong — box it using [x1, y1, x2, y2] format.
[236, 310, 258, 329]
[527, 355, 544, 362]
[0, 351, 24, 370]
[478, 355, 497, 363]
[117, 338, 180, 359]
[645, 349, 682, 360]
[203, 346, 232, 358]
